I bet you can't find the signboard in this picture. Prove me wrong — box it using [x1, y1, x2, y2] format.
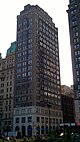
[60, 123, 75, 127]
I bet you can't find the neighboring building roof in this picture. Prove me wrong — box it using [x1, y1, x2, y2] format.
[61, 85, 74, 98]
[6, 41, 16, 56]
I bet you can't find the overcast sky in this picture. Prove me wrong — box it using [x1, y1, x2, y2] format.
[0, 0, 73, 86]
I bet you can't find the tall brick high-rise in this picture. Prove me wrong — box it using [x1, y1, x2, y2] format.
[67, 0, 80, 125]
[13, 4, 63, 136]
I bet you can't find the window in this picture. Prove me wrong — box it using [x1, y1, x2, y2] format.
[10, 75, 12, 79]
[9, 121, 11, 125]
[78, 85, 80, 90]
[5, 113, 7, 118]
[1, 83, 4, 87]
[28, 60, 32, 64]
[53, 118, 55, 124]
[22, 62, 26, 66]
[1, 77, 4, 81]
[28, 49, 32, 54]
[27, 108, 32, 114]
[28, 116, 32, 122]
[78, 51, 80, 55]
[6, 94, 8, 98]
[28, 55, 32, 59]
[77, 71, 79, 75]
[7, 82, 9, 86]
[76, 65, 78, 68]
[10, 93, 12, 98]
[10, 87, 12, 91]
[9, 113, 11, 118]
[72, 21, 77, 26]
[28, 66, 32, 70]
[28, 71, 32, 76]
[75, 51, 77, 55]
[16, 118, 20, 123]
[0, 89, 4, 93]
[21, 109, 25, 114]
[15, 110, 19, 115]
[21, 117, 25, 123]
[45, 117, 48, 124]
[36, 117, 40, 122]
[41, 117, 44, 123]
[6, 106, 8, 111]
[28, 77, 32, 81]
[41, 109, 44, 114]
[9, 106, 11, 111]
[56, 119, 58, 124]
[59, 119, 62, 124]
[77, 78, 80, 82]
[10, 81, 12, 86]
[22, 73, 26, 77]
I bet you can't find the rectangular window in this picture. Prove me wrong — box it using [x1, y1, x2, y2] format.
[36, 117, 40, 122]
[7, 88, 8, 92]
[21, 117, 25, 123]
[10, 87, 12, 91]
[21, 109, 25, 114]
[9, 106, 11, 111]
[41, 117, 44, 123]
[16, 118, 20, 123]
[45, 117, 48, 124]
[78, 85, 80, 89]
[59, 119, 62, 124]
[1, 83, 4, 87]
[53, 118, 55, 124]
[28, 116, 32, 122]
[7, 82, 9, 86]
[56, 119, 58, 124]
[15, 110, 19, 115]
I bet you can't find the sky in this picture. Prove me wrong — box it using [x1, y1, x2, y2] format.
[0, 0, 73, 86]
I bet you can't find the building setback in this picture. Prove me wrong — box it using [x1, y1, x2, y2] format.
[67, 0, 80, 125]
[13, 4, 63, 136]
[0, 42, 16, 134]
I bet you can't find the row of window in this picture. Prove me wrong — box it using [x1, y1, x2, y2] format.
[38, 20, 57, 37]
[17, 49, 32, 58]
[16, 58, 32, 64]
[15, 116, 62, 124]
[18, 19, 32, 31]
[0, 64, 14, 70]
[75, 50, 80, 56]
[5, 105, 12, 111]
[16, 71, 32, 79]
[15, 107, 62, 117]
[5, 113, 11, 118]
[1, 81, 12, 87]
[0, 58, 14, 66]
[39, 31, 57, 43]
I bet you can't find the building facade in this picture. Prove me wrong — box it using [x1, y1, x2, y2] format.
[13, 4, 63, 136]
[67, 0, 80, 125]
[0, 42, 16, 134]
[61, 85, 75, 124]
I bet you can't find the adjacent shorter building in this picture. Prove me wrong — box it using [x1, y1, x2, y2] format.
[0, 42, 16, 134]
[61, 85, 75, 124]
